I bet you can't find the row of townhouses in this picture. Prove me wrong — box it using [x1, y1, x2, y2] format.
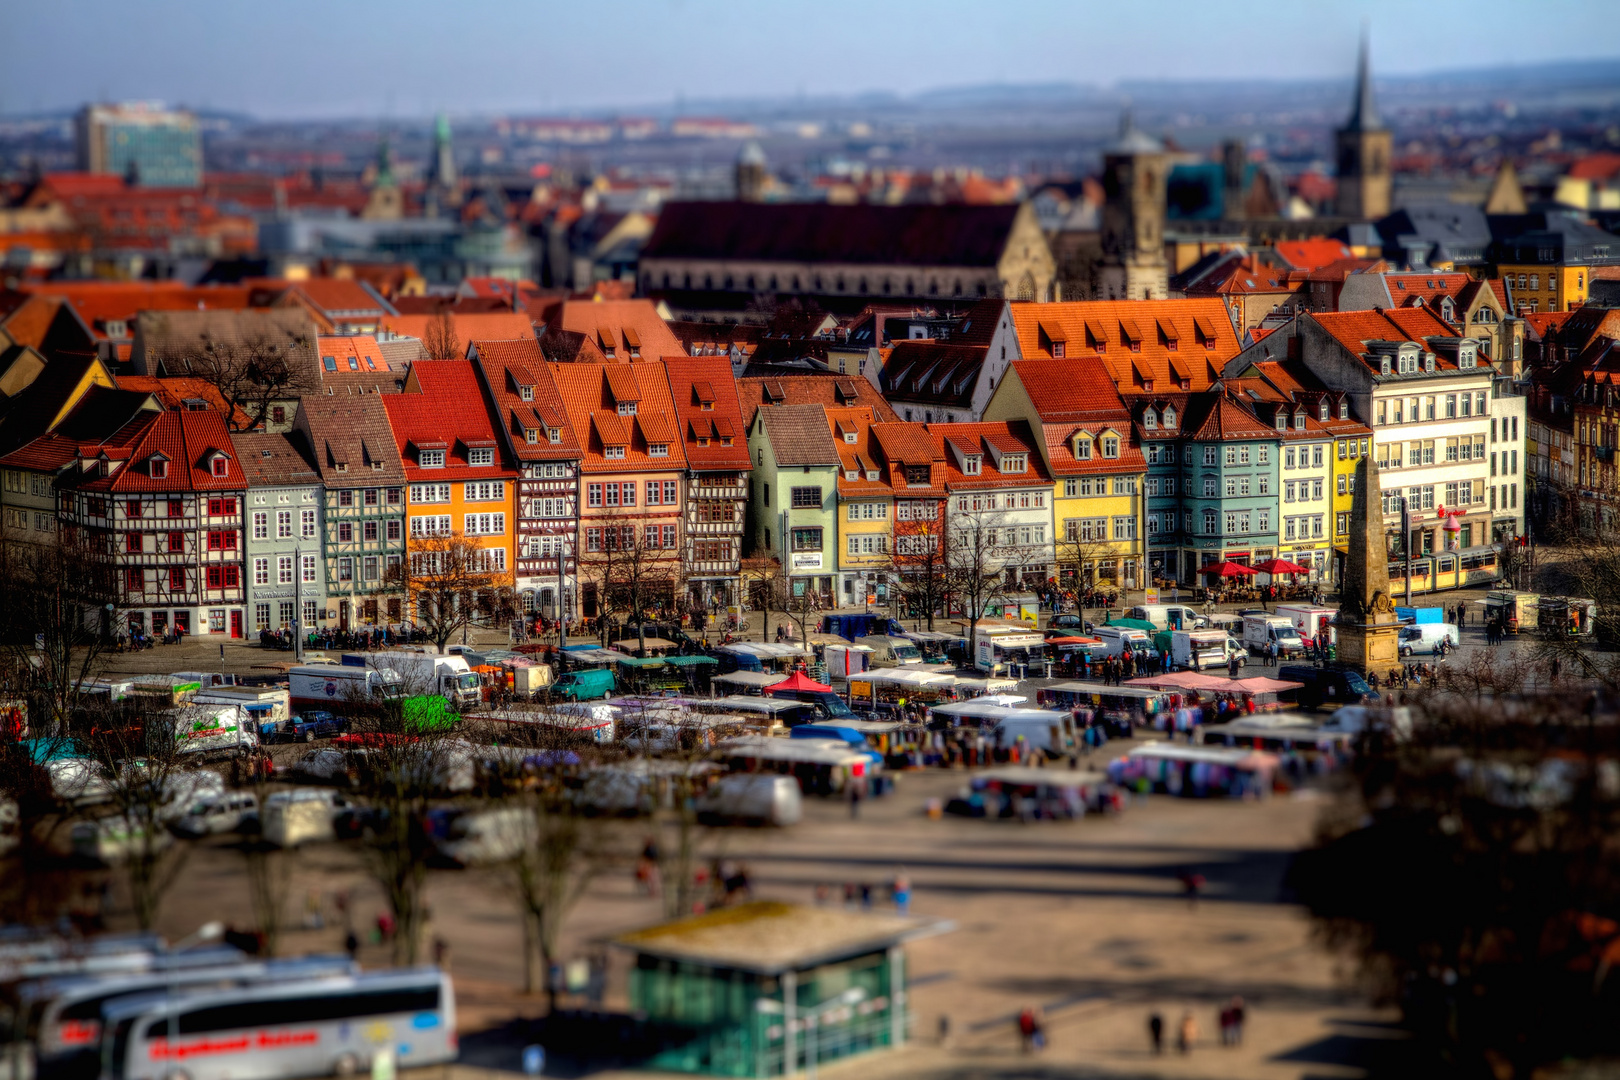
[0, 292, 1531, 636]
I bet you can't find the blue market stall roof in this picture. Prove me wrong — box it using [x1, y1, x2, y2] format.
[612, 900, 953, 975]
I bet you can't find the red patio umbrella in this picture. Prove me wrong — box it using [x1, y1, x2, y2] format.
[765, 671, 833, 693]
[1252, 557, 1311, 576]
[1208, 560, 1259, 577]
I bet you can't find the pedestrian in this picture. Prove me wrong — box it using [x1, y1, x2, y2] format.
[937, 1014, 952, 1049]
[1030, 1008, 1046, 1051]
[1017, 1008, 1036, 1053]
[1229, 996, 1245, 1045]
[1227, 654, 1240, 679]
[892, 871, 911, 915]
[344, 929, 359, 962]
[1178, 1011, 1197, 1054]
[433, 936, 449, 969]
[1219, 1004, 1233, 1045]
[1148, 1012, 1164, 1054]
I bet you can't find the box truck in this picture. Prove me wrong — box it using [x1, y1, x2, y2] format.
[345, 651, 481, 708]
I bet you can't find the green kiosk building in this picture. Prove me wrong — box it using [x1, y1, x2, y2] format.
[613, 901, 950, 1077]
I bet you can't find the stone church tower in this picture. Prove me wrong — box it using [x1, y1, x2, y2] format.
[1098, 112, 1169, 301]
[1334, 35, 1392, 221]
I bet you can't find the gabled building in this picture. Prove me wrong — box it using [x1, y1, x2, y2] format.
[548, 359, 688, 622]
[665, 357, 750, 613]
[56, 408, 248, 638]
[536, 298, 684, 362]
[737, 374, 899, 429]
[876, 300, 1022, 424]
[748, 404, 841, 606]
[869, 422, 948, 606]
[931, 420, 1055, 590]
[275, 279, 396, 335]
[1233, 307, 1522, 588]
[294, 395, 408, 629]
[1008, 299, 1244, 397]
[984, 357, 1147, 590]
[469, 338, 583, 622]
[130, 308, 321, 433]
[640, 201, 1056, 321]
[384, 360, 520, 618]
[231, 430, 325, 635]
[0, 385, 161, 545]
[1173, 392, 1282, 583]
[824, 404, 895, 604]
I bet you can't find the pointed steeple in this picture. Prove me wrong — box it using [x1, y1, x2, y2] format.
[1345, 29, 1381, 132]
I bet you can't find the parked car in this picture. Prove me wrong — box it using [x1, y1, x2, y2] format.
[1047, 613, 1087, 632]
[260, 711, 350, 744]
[1398, 623, 1461, 657]
[170, 791, 259, 838]
[290, 747, 359, 784]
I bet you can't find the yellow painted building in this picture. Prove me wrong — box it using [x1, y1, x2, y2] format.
[985, 359, 1147, 591]
[1497, 263, 1589, 315]
[826, 405, 894, 603]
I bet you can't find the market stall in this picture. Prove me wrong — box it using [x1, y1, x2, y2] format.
[947, 766, 1119, 820]
[1108, 741, 1278, 798]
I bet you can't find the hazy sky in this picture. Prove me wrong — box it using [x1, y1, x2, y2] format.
[5, 0, 1619, 118]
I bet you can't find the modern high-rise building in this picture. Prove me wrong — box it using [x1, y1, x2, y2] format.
[75, 102, 202, 188]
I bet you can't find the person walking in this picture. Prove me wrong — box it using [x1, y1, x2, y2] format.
[1148, 1012, 1164, 1054]
[1017, 1008, 1036, 1053]
[1178, 1011, 1198, 1054]
[1228, 996, 1246, 1045]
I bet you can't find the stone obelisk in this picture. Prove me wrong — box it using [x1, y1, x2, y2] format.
[1336, 455, 1400, 674]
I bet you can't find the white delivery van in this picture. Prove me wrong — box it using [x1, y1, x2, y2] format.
[193, 685, 290, 726]
[856, 635, 925, 668]
[289, 664, 403, 711]
[1169, 629, 1241, 671]
[1242, 614, 1305, 658]
[170, 704, 258, 757]
[695, 774, 803, 826]
[970, 623, 1047, 674]
[437, 807, 533, 866]
[1274, 605, 1337, 647]
[355, 651, 481, 708]
[511, 663, 555, 699]
[261, 788, 346, 847]
[1122, 604, 1207, 631]
[1398, 623, 1460, 657]
[1094, 625, 1156, 660]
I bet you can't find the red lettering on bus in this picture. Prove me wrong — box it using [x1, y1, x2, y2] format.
[149, 1030, 317, 1061]
[57, 1020, 100, 1046]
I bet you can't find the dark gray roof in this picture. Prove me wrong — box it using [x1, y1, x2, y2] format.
[643, 201, 1020, 268]
[229, 431, 320, 488]
[297, 395, 407, 486]
[1376, 205, 1492, 267]
[1489, 212, 1620, 266]
[757, 404, 839, 467]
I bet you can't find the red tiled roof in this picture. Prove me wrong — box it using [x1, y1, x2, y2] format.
[1010, 300, 1242, 395]
[547, 360, 687, 474]
[383, 359, 516, 482]
[113, 375, 254, 429]
[1567, 152, 1620, 182]
[1311, 307, 1465, 363]
[56, 408, 245, 493]
[378, 312, 536, 352]
[467, 338, 580, 461]
[1383, 272, 1474, 310]
[542, 299, 683, 361]
[292, 278, 386, 315]
[663, 356, 750, 471]
[1273, 238, 1354, 272]
[925, 420, 1051, 490]
[735, 374, 899, 427]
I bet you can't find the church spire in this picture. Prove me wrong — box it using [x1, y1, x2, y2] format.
[1346, 28, 1381, 132]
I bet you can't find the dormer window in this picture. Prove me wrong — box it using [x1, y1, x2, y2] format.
[604, 446, 625, 460]
[1143, 408, 1157, 430]
[548, 427, 562, 444]
[1162, 405, 1176, 429]
[866, 469, 880, 481]
[419, 449, 445, 468]
[468, 448, 495, 467]
[1294, 414, 1306, 431]
[1319, 401, 1330, 421]
[617, 402, 637, 416]
[1425, 353, 1436, 373]
[846, 469, 859, 481]
[210, 455, 229, 478]
[149, 456, 169, 479]
[519, 385, 535, 402]
[962, 454, 981, 475]
[844, 431, 857, 444]
[1338, 400, 1349, 420]
[1074, 436, 1092, 461]
[525, 427, 539, 444]
[1276, 413, 1288, 432]
[648, 443, 669, 458]
[1382, 356, 1393, 376]
[1101, 436, 1119, 459]
[1001, 453, 1027, 473]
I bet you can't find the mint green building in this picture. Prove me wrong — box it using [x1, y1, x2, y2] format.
[747, 405, 840, 608]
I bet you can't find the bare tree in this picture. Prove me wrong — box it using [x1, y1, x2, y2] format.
[576, 524, 680, 652]
[1054, 528, 1125, 607]
[946, 508, 1014, 664]
[150, 320, 318, 433]
[78, 696, 205, 931]
[398, 530, 512, 654]
[888, 518, 951, 631]
[422, 311, 462, 361]
[0, 533, 122, 736]
[0, 721, 85, 927]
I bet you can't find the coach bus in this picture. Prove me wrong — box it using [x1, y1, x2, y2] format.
[99, 967, 454, 1080]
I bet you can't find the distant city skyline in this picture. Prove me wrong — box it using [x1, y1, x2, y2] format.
[4, 0, 1619, 119]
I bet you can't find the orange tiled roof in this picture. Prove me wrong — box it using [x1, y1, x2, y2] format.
[1567, 152, 1620, 182]
[543, 299, 683, 361]
[292, 278, 387, 315]
[547, 359, 687, 474]
[113, 375, 254, 429]
[468, 338, 580, 462]
[924, 420, 1051, 491]
[1273, 238, 1354, 272]
[1311, 307, 1466, 365]
[664, 356, 750, 472]
[378, 312, 536, 351]
[1009, 300, 1242, 396]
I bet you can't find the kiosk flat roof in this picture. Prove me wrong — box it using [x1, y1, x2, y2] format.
[612, 900, 952, 974]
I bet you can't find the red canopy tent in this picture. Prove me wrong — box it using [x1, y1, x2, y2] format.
[1253, 557, 1310, 576]
[1209, 560, 1258, 577]
[765, 671, 832, 693]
